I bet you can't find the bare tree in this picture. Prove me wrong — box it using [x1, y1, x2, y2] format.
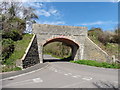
[0, 1, 39, 33]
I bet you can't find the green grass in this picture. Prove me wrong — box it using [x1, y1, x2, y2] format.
[2, 66, 22, 72]
[105, 43, 119, 58]
[70, 60, 120, 69]
[2, 34, 33, 72]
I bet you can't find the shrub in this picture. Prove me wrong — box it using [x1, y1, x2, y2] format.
[2, 30, 22, 41]
[2, 39, 15, 63]
[111, 34, 120, 44]
[98, 33, 111, 45]
[109, 29, 120, 44]
[88, 28, 103, 37]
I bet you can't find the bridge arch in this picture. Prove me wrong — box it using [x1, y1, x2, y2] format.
[43, 37, 79, 47]
[21, 24, 111, 68]
[42, 37, 79, 62]
[33, 24, 88, 63]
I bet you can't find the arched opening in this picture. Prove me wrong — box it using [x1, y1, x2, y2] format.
[43, 38, 79, 62]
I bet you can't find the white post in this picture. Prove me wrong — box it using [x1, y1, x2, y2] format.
[80, 44, 84, 60]
[112, 55, 116, 63]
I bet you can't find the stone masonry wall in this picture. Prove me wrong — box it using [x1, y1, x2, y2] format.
[83, 37, 111, 62]
[33, 24, 88, 36]
[22, 36, 40, 68]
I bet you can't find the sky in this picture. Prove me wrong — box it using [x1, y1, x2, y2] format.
[24, 2, 118, 31]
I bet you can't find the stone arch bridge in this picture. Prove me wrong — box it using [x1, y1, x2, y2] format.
[21, 24, 111, 68]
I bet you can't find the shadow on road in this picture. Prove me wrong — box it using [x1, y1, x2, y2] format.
[43, 54, 73, 63]
[43, 58, 71, 63]
[93, 80, 119, 90]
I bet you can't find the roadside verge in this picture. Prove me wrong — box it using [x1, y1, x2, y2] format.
[1, 63, 49, 79]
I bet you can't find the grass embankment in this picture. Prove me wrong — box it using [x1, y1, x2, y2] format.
[2, 34, 33, 72]
[70, 60, 120, 69]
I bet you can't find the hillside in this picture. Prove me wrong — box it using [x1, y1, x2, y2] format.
[2, 34, 33, 72]
[88, 28, 119, 62]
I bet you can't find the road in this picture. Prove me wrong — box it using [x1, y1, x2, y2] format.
[2, 55, 119, 88]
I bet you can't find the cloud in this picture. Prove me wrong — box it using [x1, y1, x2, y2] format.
[49, 8, 58, 15]
[23, 2, 43, 8]
[35, 8, 60, 17]
[23, 2, 61, 17]
[26, 2, 43, 8]
[35, 9, 51, 17]
[37, 21, 65, 25]
[78, 21, 118, 26]
[110, 0, 119, 3]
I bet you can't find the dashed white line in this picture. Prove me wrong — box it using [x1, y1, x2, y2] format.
[72, 76, 78, 78]
[49, 65, 93, 82]
[54, 70, 58, 72]
[63, 73, 72, 76]
[72, 75, 81, 78]
[64, 74, 69, 76]
[32, 78, 43, 83]
[82, 77, 92, 81]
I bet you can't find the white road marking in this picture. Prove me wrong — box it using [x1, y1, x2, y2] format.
[54, 70, 58, 72]
[72, 75, 81, 78]
[64, 74, 69, 76]
[49, 67, 63, 73]
[67, 73, 72, 75]
[1, 64, 49, 81]
[82, 77, 92, 81]
[63, 73, 72, 76]
[32, 78, 43, 83]
[3, 78, 43, 87]
[72, 76, 78, 78]
[7, 77, 14, 80]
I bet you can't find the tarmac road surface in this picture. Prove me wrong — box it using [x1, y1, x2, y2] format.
[1, 55, 119, 88]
